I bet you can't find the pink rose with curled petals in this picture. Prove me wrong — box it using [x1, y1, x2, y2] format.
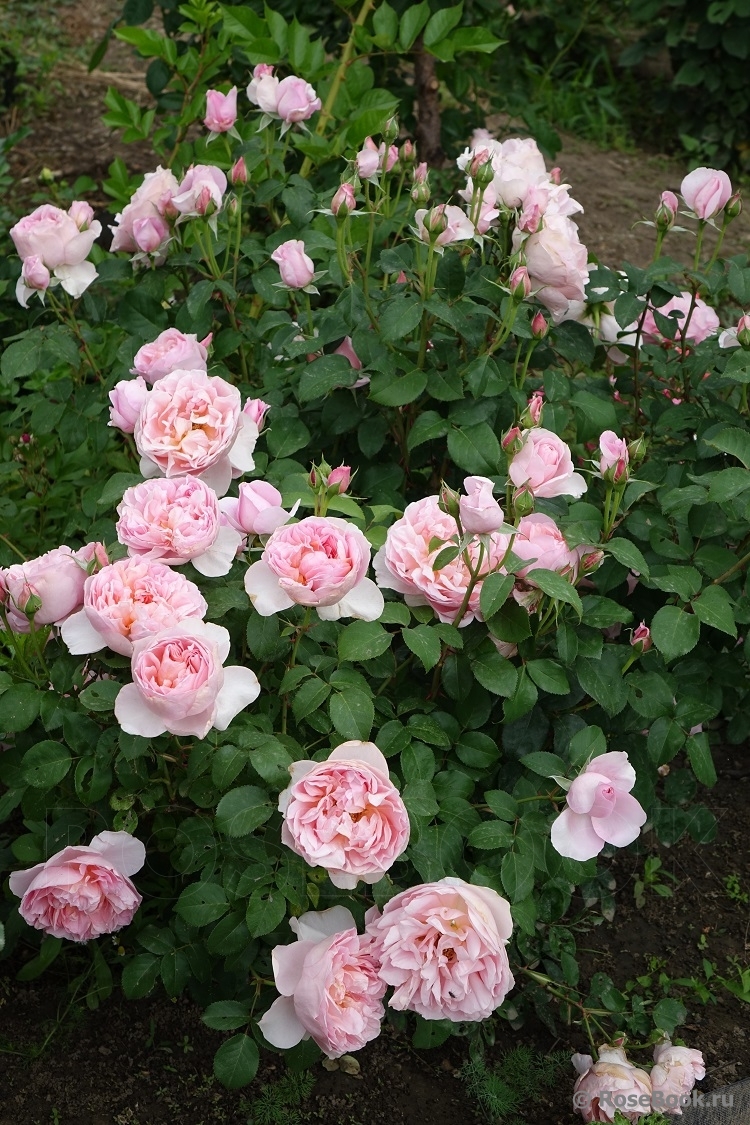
[551, 751, 647, 861]
[1, 543, 107, 633]
[414, 204, 475, 248]
[651, 1041, 705, 1115]
[271, 239, 315, 288]
[508, 428, 587, 499]
[131, 327, 209, 385]
[61, 557, 207, 657]
[220, 480, 297, 537]
[245, 516, 383, 621]
[108, 377, 149, 433]
[116, 476, 242, 578]
[374, 495, 510, 626]
[459, 475, 505, 534]
[572, 1047, 653, 1123]
[365, 878, 514, 1022]
[172, 165, 227, 218]
[110, 166, 178, 256]
[246, 63, 279, 114]
[279, 741, 409, 889]
[259, 907, 385, 1058]
[204, 86, 238, 134]
[9, 831, 145, 943]
[641, 292, 719, 346]
[114, 620, 260, 739]
[680, 167, 732, 220]
[275, 76, 321, 123]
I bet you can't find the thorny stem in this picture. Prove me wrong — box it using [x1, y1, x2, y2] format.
[711, 548, 750, 587]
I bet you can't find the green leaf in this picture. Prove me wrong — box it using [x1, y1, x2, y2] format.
[447, 422, 501, 475]
[379, 293, 423, 342]
[449, 26, 503, 52]
[484, 789, 518, 821]
[691, 585, 737, 637]
[0, 685, 40, 732]
[403, 779, 439, 819]
[479, 572, 515, 620]
[408, 824, 462, 881]
[175, 883, 229, 927]
[15, 935, 62, 981]
[651, 606, 701, 661]
[215, 786, 272, 837]
[686, 732, 717, 787]
[401, 742, 436, 782]
[501, 850, 535, 902]
[406, 410, 450, 450]
[576, 650, 628, 715]
[21, 741, 72, 789]
[402, 624, 442, 671]
[213, 1034, 259, 1089]
[338, 620, 392, 662]
[97, 472, 144, 508]
[398, 0, 430, 48]
[605, 537, 650, 577]
[246, 886, 286, 937]
[79, 680, 121, 712]
[468, 821, 514, 849]
[520, 751, 567, 778]
[705, 426, 750, 469]
[298, 354, 355, 403]
[248, 737, 293, 788]
[526, 659, 570, 696]
[653, 998, 687, 1037]
[647, 717, 685, 766]
[368, 368, 427, 406]
[424, 3, 463, 46]
[122, 954, 160, 999]
[527, 569, 582, 615]
[470, 645, 518, 696]
[373, 0, 398, 44]
[202, 1001, 251, 1031]
[503, 668, 538, 722]
[329, 689, 374, 739]
[292, 677, 331, 722]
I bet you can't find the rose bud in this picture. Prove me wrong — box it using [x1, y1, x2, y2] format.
[531, 310, 549, 339]
[501, 425, 524, 454]
[656, 189, 679, 231]
[725, 190, 742, 220]
[230, 157, 248, 185]
[512, 484, 535, 517]
[401, 139, 416, 163]
[459, 476, 504, 535]
[331, 183, 356, 218]
[510, 265, 531, 300]
[631, 622, 652, 651]
[327, 465, 351, 495]
[271, 239, 315, 289]
[438, 481, 461, 521]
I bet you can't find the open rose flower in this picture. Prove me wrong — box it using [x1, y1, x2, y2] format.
[244, 516, 383, 622]
[60, 558, 207, 656]
[132, 369, 258, 496]
[110, 165, 179, 258]
[508, 428, 587, 499]
[247, 63, 279, 113]
[11, 202, 101, 303]
[651, 1041, 705, 1116]
[259, 907, 385, 1058]
[220, 481, 298, 538]
[551, 751, 647, 861]
[279, 741, 409, 889]
[1, 542, 107, 633]
[511, 513, 582, 609]
[9, 831, 145, 943]
[114, 620, 260, 738]
[365, 878, 514, 1022]
[172, 165, 227, 219]
[131, 328, 210, 384]
[572, 1046, 653, 1123]
[116, 476, 243, 578]
[374, 495, 510, 626]
[275, 76, 321, 124]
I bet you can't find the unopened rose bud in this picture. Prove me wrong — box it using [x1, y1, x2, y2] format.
[737, 314, 750, 347]
[549, 166, 562, 186]
[382, 115, 399, 144]
[327, 465, 351, 494]
[401, 139, 416, 163]
[423, 204, 448, 241]
[331, 182, 356, 218]
[579, 549, 604, 574]
[520, 390, 544, 428]
[227, 196, 239, 221]
[20, 432, 32, 444]
[631, 622, 652, 651]
[438, 482, 461, 521]
[627, 435, 647, 465]
[69, 200, 95, 231]
[411, 181, 431, 205]
[308, 467, 317, 488]
[509, 266, 531, 300]
[230, 157, 248, 185]
[23, 592, 44, 618]
[473, 157, 495, 191]
[726, 191, 742, 220]
[413, 162, 428, 186]
[501, 425, 524, 455]
[531, 311, 548, 340]
[656, 190, 678, 231]
[512, 485, 534, 517]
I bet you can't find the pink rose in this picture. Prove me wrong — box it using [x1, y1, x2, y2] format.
[508, 428, 587, 499]
[172, 165, 227, 218]
[204, 86, 238, 134]
[356, 140, 381, 180]
[134, 369, 257, 495]
[108, 376, 149, 433]
[133, 215, 171, 254]
[69, 200, 95, 230]
[259, 907, 385, 1058]
[631, 622, 652, 651]
[551, 751, 647, 861]
[511, 513, 581, 609]
[110, 166, 179, 256]
[275, 75, 321, 123]
[331, 182, 356, 215]
[16, 256, 51, 307]
[374, 495, 510, 626]
[327, 465, 351, 494]
[279, 741, 409, 889]
[11, 203, 101, 301]
[131, 328, 209, 384]
[459, 475, 505, 534]
[9, 831, 145, 943]
[245, 516, 383, 621]
[680, 167, 732, 220]
[572, 1047, 653, 1123]
[60, 557, 207, 656]
[333, 336, 362, 370]
[414, 204, 475, 248]
[641, 292, 719, 345]
[271, 239, 315, 288]
[457, 135, 548, 209]
[246, 63, 279, 114]
[598, 430, 629, 481]
[114, 620, 260, 738]
[365, 878, 515, 1022]
[242, 398, 271, 428]
[515, 213, 589, 323]
[116, 476, 243, 578]
[651, 1041, 705, 1115]
[220, 480, 297, 537]
[1, 543, 106, 632]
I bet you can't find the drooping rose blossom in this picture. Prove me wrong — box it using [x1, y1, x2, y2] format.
[220, 480, 298, 538]
[1, 542, 107, 633]
[11, 202, 102, 303]
[61, 558, 207, 656]
[245, 516, 384, 621]
[204, 87, 238, 135]
[131, 328, 210, 384]
[279, 741, 409, 889]
[114, 620, 260, 738]
[116, 476, 243, 577]
[572, 1046, 653, 1123]
[271, 240, 315, 289]
[365, 878, 515, 1022]
[110, 166, 179, 258]
[259, 907, 385, 1058]
[551, 751, 647, 861]
[680, 167, 732, 220]
[9, 831, 145, 942]
[374, 495, 510, 626]
[508, 428, 587, 499]
[459, 475, 505, 534]
[650, 1041, 705, 1116]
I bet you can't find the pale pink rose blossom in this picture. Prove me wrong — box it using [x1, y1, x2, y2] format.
[131, 328, 210, 384]
[108, 377, 149, 433]
[242, 398, 271, 428]
[133, 215, 171, 254]
[572, 1047, 653, 1123]
[459, 475, 505, 534]
[220, 480, 297, 537]
[271, 239, 315, 288]
[114, 620, 260, 738]
[356, 140, 381, 180]
[551, 752, 647, 861]
[246, 64, 279, 114]
[9, 831, 145, 943]
[259, 907, 385, 1057]
[680, 167, 732, 220]
[172, 165, 227, 219]
[333, 336, 362, 369]
[457, 135, 548, 209]
[204, 87, 238, 134]
[659, 190, 679, 219]
[279, 741, 409, 889]
[514, 213, 589, 323]
[1, 543, 107, 633]
[11, 203, 101, 302]
[414, 204, 474, 248]
[116, 476, 242, 578]
[641, 292, 719, 346]
[61, 558, 207, 656]
[16, 256, 51, 307]
[508, 428, 587, 499]
[110, 166, 179, 256]
[527, 390, 544, 425]
[374, 495, 510, 626]
[275, 76, 321, 123]
[598, 431, 629, 479]
[365, 878, 515, 1022]
[245, 516, 383, 621]
[651, 1041, 705, 1115]
[511, 513, 581, 609]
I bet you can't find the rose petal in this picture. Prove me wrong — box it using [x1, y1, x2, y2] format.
[327, 740, 390, 778]
[592, 790, 647, 847]
[88, 830, 146, 877]
[291, 906, 357, 944]
[114, 682, 168, 738]
[244, 560, 295, 615]
[258, 995, 308, 1049]
[317, 577, 384, 622]
[191, 525, 244, 578]
[550, 807, 606, 860]
[213, 666, 260, 729]
[60, 609, 106, 655]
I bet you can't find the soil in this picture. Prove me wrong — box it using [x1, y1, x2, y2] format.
[2, 4, 750, 1123]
